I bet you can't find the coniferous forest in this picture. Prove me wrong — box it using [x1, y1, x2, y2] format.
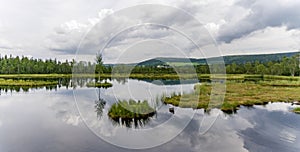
[0, 54, 111, 74]
[0, 54, 299, 76]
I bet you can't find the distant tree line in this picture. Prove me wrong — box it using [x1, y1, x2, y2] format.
[225, 55, 300, 76]
[0, 54, 110, 74]
[0, 54, 299, 76]
[129, 55, 300, 77]
[0, 55, 73, 74]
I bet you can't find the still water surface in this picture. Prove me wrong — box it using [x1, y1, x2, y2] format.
[0, 79, 300, 152]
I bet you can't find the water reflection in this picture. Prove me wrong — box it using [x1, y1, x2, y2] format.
[109, 116, 155, 128]
[139, 79, 199, 85]
[95, 98, 106, 119]
[0, 85, 58, 94]
[0, 78, 300, 152]
[113, 77, 128, 84]
[0, 78, 71, 94]
[0, 78, 114, 95]
[238, 104, 300, 152]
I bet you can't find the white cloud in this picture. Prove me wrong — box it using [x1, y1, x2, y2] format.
[0, 21, 23, 50]
[45, 9, 114, 54]
[204, 20, 226, 37]
[46, 4, 221, 63]
[255, 102, 291, 112]
[0, 39, 14, 49]
[219, 26, 300, 55]
[218, 0, 300, 43]
[1, 0, 300, 62]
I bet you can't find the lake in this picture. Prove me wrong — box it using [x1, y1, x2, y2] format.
[0, 78, 300, 152]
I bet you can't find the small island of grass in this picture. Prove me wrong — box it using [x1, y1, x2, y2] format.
[293, 107, 300, 114]
[86, 82, 112, 88]
[108, 100, 156, 121]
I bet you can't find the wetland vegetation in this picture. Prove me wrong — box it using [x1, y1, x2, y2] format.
[108, 100, 156, 119]
[0, 78, 58, 86]
[86, 81, 113, 88]
[108, 100, 156, 127]
[163, 81, 300, 114]
[293, 107, 300, 114]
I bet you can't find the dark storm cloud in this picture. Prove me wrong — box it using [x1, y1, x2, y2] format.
[218, 0, 300, 43]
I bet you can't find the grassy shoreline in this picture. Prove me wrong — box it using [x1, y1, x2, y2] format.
[163, 82, 300, 114]
[0, 74, 112, 79]
[0, 79, 58, 86]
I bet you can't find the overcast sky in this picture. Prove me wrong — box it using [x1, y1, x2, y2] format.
[0, 0, 300, 63]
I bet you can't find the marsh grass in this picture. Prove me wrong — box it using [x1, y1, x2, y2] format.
[164, 81, 300, 113]
[108, 100, 156, 128]
[86, 82, 112, 88]
[0, 74, 72, 79]
[293, 107, 300, 114]
[259, 80, 300, 87]
[0, 78, 58, 86]
[0, 74, 113, 79]
[108, 100, 156, 120]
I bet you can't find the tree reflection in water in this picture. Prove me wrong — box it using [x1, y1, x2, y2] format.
[94, 86, 107, 119]
[95, 98, 106, 119]
[0, 78, 115, 95]
[0, 78, 72, 94]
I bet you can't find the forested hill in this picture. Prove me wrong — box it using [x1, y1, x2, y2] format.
[222, 52, 297, 64]
[136, 51, 298, 66]
[136, 57, 206, 66]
